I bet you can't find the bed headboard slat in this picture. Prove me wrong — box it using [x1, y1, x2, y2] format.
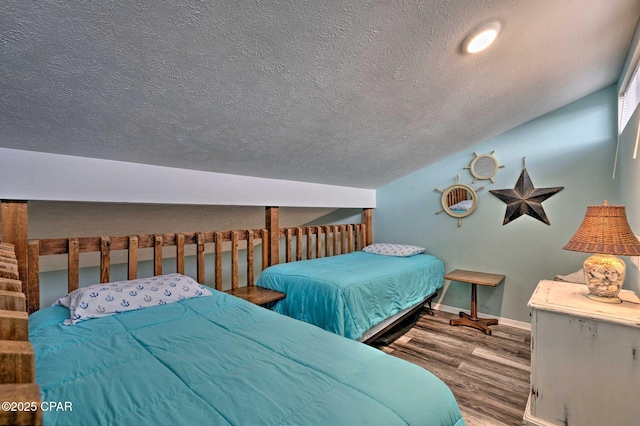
[154, 235, 163, 276]
[261, 229, 269, 270]
[214, 232, 223, 290]
[247, 230, 255, 286]
[231, 231, 239, 290]
[176, 234, 185, 275]
[306, 228, 312, 260]
[196, 233, 205, 284]
[68, 238, 80, 293]
[128, 236, 139, 280]
[362, 223, 368, 248]
[324, 226, 331, 257]
[285, 228, 293, 263]
[315, 227, 322, 259]
[295, 228, 303, 261]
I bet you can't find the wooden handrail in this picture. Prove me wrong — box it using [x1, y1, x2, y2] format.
[1, 202, 373, 314]
[24, 223, 364, 311]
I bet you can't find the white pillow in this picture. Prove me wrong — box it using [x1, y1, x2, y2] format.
[54, 273, 212, 325]
[362, 243, 426, 257]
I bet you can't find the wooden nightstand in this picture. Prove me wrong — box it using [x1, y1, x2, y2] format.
[225, 286, 285, 308]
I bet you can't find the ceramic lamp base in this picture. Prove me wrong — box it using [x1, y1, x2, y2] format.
[583, 254, 626, 303]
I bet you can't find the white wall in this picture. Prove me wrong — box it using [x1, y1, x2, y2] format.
[0, 148, 375, 208]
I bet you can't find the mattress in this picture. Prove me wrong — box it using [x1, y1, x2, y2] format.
[29, 289, 464, 426]
[256, 251, 445, 340]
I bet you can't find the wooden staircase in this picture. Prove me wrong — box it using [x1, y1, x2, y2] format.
[0, 241, 42, 425]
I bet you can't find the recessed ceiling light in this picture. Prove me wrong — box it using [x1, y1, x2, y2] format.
[461, 21, 501, 54]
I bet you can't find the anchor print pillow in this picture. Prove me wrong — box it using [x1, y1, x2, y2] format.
[54, 273, 212, 325]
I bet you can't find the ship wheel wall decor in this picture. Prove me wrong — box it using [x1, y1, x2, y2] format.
[464, 150, 505, 183]
[435, 175, 485, 227]
[489, 158, 563, 225]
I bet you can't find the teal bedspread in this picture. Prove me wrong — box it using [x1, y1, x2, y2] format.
[30, 291, 464, 426]
[256, 252, 445, 340]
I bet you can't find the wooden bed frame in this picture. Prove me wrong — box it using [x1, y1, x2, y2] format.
[0, 200, 435, 424]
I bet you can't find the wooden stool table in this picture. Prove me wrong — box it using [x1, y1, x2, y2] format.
[444, 269, 505, 335]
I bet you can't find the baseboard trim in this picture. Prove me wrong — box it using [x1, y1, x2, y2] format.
[433, 303, 531, 331]
[522, 394, 555, 426]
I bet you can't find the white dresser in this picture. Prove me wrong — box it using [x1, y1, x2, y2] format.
[524, 280, 640, 426]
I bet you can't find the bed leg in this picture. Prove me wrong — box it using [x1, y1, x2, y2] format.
[425, 293, 437, 316]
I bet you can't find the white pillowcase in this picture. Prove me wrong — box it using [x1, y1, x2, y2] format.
[362, 243, 426, 257]
[54, 273, 212, 325]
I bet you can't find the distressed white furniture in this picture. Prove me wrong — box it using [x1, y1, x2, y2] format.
[524, 280, 640, 426]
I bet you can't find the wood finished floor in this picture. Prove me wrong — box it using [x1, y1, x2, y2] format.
[373, 309, 531, 426]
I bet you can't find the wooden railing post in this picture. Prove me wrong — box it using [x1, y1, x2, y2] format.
[196, 233, 205, 284]
[265, 207, 279, 266]
[99, 237, 111, 284]
[128, 236, 139, 280]
[261, 229, 269, 270]
[215, 232, 223, 290]
[231, 231, 239, 290]
[175, 234, 184, 275]
[153, 235, 163, 276]
[68, 238, 80, 293]
[295, 227, 303, 261]
[362, 208, 373, 246]
[246, 230, 255, 286]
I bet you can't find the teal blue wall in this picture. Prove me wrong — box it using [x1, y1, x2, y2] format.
[375, 86, 619, 322]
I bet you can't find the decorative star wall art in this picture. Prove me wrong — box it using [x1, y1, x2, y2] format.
[489, 159, 563, 226]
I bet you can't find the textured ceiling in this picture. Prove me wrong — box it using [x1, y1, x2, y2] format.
[1, 1, 639, 189]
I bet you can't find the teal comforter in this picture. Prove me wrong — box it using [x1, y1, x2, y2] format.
[30, 290, 464, 425]
[256, 252, 445, 340]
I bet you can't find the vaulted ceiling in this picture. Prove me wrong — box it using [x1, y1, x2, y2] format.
[1, 1, 639, 189]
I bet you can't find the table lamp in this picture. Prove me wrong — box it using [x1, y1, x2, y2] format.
[563, 201, 640, 303]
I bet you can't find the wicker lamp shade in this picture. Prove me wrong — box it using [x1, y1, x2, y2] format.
[563, 203, 640, 256]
